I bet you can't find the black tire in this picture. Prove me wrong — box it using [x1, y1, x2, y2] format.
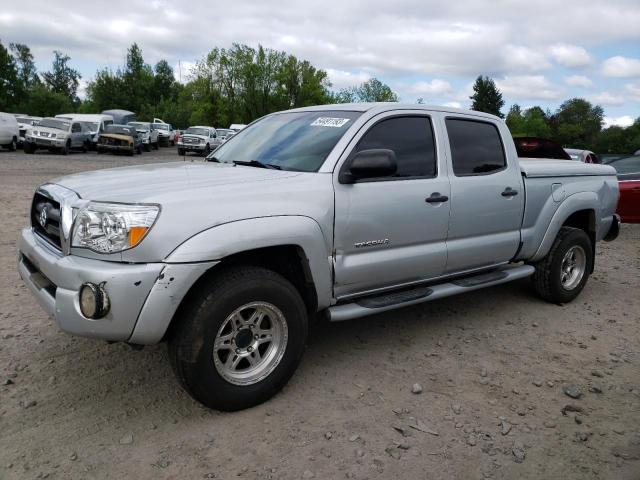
[24, 143, 34, 154]
[203, 144, 211, 157]
[153, 141, 159, 150]
[178, 149, 185, 156]
[144, 143, 151, 152]
[137, 145, 142, 154]
[531, 227, 592, 304]
[168, 266, 309, 411]
[8, 137, 17, 151]
[127, 148, 134, 156]
[61, 140, 70, 156]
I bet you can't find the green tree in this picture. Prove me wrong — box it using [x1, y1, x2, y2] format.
[550, 98, 603, 148]
[20, 83, 74, 117]
[591, 119, 640, 154]
[0, 40, 18, 111]
[507, 104, 551, 138]
[42, 50, 81, 102]
[336, 78, 398, 103]
[470, 75, 504, 118]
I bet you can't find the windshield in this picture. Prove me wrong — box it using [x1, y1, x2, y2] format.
[153, 124, 169, 130]
[128, 122, 149, 131]
[105, 125, 135, 136]
[212, 111, 362, 172]
[185, 127, 209, 136]
[80, 121, 100, 132]
[39, 118, 70, 131]
[217, 129, 232, 137]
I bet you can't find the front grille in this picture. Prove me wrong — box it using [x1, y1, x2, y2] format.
[31, 192, 62, 249]
[183, 137, 199, 144]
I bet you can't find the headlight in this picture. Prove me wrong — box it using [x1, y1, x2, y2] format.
[71, 202, 160, 253]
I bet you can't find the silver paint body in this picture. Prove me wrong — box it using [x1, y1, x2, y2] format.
[17, 104, 619, 344]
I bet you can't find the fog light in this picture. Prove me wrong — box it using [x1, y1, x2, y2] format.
[79, 282, 110, 319]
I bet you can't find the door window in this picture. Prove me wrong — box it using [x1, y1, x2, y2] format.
[446, 119, 506, 176]
[352, 116, 437, 179]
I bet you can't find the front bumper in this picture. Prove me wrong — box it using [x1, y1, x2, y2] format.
[17, 228, 217, 344]
[97, 144, 133, 153]
[177, 142, 206, 151]
[25, 137, 65, 148]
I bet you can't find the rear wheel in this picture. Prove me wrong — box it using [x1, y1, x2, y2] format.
[531, 227, 592, 303]
[168, 266, 308, 411]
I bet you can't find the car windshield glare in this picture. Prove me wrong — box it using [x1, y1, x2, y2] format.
[185, 128, 209, 136]
[128, 123, 149, 131]
[154, 124, 168, 130]
[39, 118, 70, 131]
[105, 125, 134, 136]
[212, 110, 362, 172]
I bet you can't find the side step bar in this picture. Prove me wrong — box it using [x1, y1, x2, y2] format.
[328, 264, 535, 322]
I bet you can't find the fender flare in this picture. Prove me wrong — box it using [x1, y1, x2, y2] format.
[165, 215, 333, 309]
[530, 191, 598, 262]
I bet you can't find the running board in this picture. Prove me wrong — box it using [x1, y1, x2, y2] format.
[328, 264, 535, 322]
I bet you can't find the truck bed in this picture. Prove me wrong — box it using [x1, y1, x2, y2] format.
[519, 158, 617, 178]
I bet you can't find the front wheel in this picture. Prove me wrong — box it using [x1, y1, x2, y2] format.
[61, 141, 70, 155]
[168, 266, 308, 411]
[531, 227, 592, 304]
[8, 137, 17, 151]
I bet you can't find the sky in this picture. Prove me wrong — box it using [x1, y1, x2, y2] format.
[1, 0, 639, 126]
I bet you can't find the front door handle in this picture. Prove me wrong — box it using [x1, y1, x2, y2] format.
[426, 193, 449, 203]
[501, 187, 518, 197]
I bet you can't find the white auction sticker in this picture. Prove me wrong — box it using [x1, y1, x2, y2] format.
[310, 117, 351, 128]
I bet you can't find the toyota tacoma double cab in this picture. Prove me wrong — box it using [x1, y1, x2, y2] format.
[17, 104, 620, 411]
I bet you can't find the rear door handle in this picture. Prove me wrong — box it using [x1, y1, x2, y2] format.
[501, 187, 518, 197]
[426, 193, 449, 203]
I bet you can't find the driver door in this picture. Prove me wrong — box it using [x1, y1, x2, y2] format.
[333, 113, 450, 299]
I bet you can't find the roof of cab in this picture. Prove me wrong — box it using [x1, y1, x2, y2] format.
[284, 102, 503, 121]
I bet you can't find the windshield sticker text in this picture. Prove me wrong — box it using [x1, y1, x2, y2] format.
[310, 117, 351, 128]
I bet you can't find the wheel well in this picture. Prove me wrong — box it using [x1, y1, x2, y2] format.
[562, 209, 596, 272]
[169, 245, 318, 329]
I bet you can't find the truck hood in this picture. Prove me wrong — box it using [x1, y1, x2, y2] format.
[51, 162, 333, 262]
[53, 162, 301, 202]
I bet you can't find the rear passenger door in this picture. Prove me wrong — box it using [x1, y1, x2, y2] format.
[333, 113, 450, 298]
[443, 117, 524, 273]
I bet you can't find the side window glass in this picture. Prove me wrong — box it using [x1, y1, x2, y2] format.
[354, 116, 436, 178]
[446, 119, 506, 176]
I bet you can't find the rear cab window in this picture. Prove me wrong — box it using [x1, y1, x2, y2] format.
[446, 118, 506, 176]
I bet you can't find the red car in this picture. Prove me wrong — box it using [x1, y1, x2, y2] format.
[610, 156, 640, 223]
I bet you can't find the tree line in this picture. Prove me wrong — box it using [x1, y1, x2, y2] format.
[0, 39, 638, 153]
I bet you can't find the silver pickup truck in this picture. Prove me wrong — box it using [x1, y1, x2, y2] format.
[17, 104, 620, 410]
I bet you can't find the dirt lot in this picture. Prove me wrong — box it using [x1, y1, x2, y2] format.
[0, 147, 638, 480]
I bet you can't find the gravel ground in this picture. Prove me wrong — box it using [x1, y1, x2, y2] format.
[0, 147, 639, 480]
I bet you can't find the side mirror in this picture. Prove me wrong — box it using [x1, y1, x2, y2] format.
[340, 149, 397, 184]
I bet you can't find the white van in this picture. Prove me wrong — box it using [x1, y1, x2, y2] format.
[0, 112, 19, 151]
[55, 113, 114, 149]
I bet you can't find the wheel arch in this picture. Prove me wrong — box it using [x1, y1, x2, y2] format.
[157, 216, 333, 336]
[531, 192, 598, 265]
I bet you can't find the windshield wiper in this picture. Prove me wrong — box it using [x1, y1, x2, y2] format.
[233, 160, 281, 170]
[206, 155, 221, 163]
